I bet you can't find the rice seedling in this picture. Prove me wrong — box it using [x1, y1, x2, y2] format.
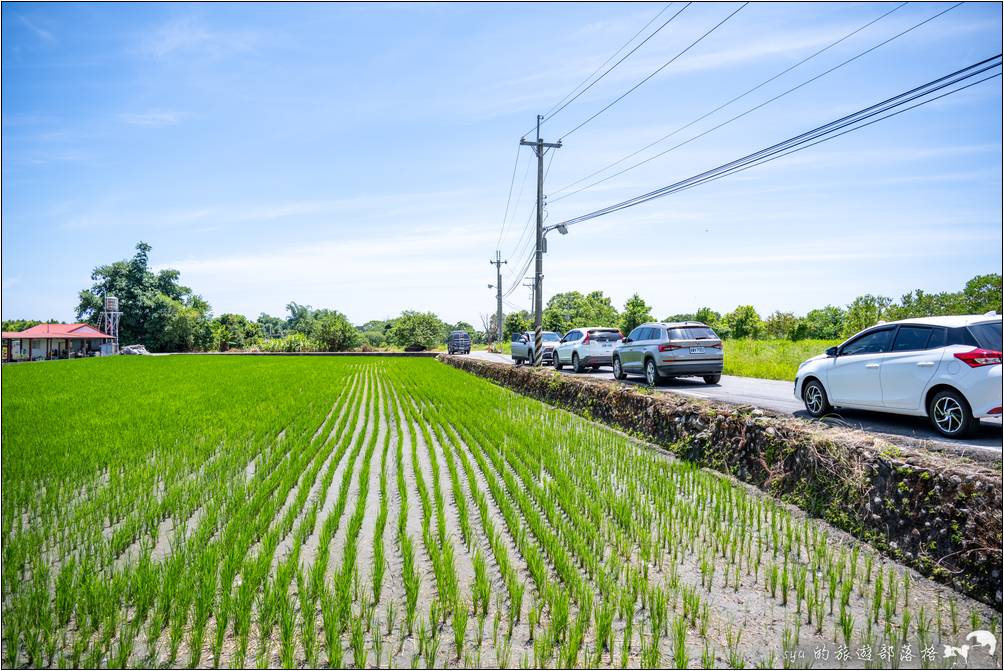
[1, 357, 994, 670]
[452, 600, 470, 660]
[672, 615, 689, 669]
[351, 614, 366, 669]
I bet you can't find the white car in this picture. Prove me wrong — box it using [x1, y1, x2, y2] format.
[554, 327, 623, 373]
[794, 315, 1002, 438]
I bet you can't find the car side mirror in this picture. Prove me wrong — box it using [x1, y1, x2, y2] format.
[622, 337, 632, 344]
[826, 346, 838, 357]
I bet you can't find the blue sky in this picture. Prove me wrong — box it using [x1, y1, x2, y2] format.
[2, 2, 1001, 326]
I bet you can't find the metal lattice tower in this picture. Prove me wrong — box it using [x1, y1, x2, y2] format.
[98, 295, 122, 352]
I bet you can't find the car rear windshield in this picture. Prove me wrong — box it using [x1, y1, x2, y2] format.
[588, 330, 621, 342]
[542, 333, 561, 342]
[969, 321, 1003, 350]
[667, 327, 717, 340]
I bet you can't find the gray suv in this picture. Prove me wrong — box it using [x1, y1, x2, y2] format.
[612, 322, 723, 385]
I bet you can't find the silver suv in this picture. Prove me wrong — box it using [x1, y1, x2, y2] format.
[613, 322, 723, 385]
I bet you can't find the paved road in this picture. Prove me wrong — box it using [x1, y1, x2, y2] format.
[468, 351, 1002, 454]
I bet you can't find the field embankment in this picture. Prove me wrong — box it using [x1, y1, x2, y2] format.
[441, 355, 1003, 609]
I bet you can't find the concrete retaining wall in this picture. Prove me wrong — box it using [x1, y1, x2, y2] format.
[440, 355, 1003, 607]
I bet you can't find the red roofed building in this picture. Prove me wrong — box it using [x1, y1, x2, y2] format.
[2, 323, 115, 362]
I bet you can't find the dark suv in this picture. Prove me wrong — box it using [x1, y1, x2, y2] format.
[447, 330, 471, 355]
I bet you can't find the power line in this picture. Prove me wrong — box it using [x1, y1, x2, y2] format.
[676, 71, 1002, 194]
[549, 1, 909, 199]
[504, 149, 557, 268]
[494, 143, 522, 251]
[551, 55, 1002, 229]
[552, 1, 960, 203]
[500, 148, 535, 260]
[502, 246, 536, 298]
[559, 2, 748, 140]
[537, 3, 688, 128]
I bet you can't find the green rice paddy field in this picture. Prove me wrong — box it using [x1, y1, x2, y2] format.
[1, 356, 999, 669]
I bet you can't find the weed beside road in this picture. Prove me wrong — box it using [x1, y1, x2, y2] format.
[724, 338, 840, 381]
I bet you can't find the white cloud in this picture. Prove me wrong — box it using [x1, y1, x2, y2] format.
[140, 18, 263, 59]
[17, 16, 55, 44]
[118, 111, 180, 127]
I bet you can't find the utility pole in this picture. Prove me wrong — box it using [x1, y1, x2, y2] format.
[522, 281, 535, 314]
[520, 115, 561, 366]
[490, 251, 506, 344]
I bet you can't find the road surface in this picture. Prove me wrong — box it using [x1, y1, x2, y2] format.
[468, 351, 1002, 454]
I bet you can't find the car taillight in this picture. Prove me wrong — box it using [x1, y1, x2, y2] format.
[582, 333, 590, 345]
[988, 406, 1002, 415]
[658, 343, 681, 352]
[954, 348, 1002, 367]
[707, 342, 722, 349]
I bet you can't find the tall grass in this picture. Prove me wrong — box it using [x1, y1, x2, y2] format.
[723, 339, 840, 381]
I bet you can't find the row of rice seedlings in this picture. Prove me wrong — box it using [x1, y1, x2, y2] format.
[332, 376, 384, 663]
[413, 360, 996, 668]
[5, 366, 357, 669]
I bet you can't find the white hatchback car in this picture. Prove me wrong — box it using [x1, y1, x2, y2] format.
[794, 315, 1002, 438]
[553, 327, 622, 373]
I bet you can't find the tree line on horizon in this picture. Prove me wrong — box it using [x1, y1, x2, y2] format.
[504, 273, 1000, 343]
[3, 242, 1000, 352]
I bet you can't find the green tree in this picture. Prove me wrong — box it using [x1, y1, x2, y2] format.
[164, 301, 212, 352]
[543, 290, 620, 334]
[360, 330, 386, 348]
[311, 310, 359, 351]
[211, 313, 261, 350]
[723, 305, 762, 339]
[542, 291, 585, 334]
[580, 291, 619, 327]
[694, 307, 721, 324]
[841, 294, 893, 338]
[2, 318, 62, 332]
[961, 273, 1002, 314]
[503, 311, 531, 340]
[360, 319, 393, 334]
[802, 305, 845, 339]
[620, 294, 653, 335]
[763, 311, 801, 339]
[76, 242, 212, 352]
[285, 301, 315, 334]
[388, 311, 447, 350]
[256, 313, 287, 338]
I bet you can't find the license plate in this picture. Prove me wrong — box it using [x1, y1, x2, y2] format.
[601, 343, 611, 348]
[690, 346, 705, 354]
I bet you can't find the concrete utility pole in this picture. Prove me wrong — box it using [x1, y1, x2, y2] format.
[522, 280, 534, 310]
[490, 252, 507, 343]
[520, 115, 561, 366]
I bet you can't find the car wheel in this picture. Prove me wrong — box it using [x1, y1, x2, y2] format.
[554, 354, 563, 370]
[572, 353, 584, 373]
[802, 379, 831, 417]
[928, 389, 977, 438]
[645, 359, 662, 386]
[612, 356, 626, 380]
[703, 374, 721, 385]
